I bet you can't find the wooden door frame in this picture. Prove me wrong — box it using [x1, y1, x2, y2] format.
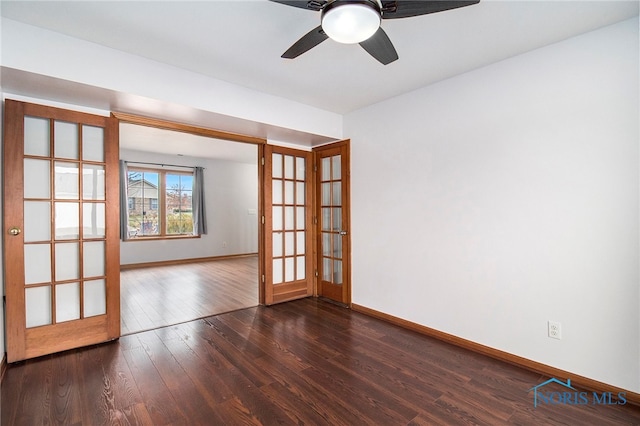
[111, 113, 267, 305]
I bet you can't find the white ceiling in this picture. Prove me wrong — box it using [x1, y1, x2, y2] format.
[2, 1, 638, 161]
[2, 0, 637, 115]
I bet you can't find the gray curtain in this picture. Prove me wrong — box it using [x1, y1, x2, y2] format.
[119, 160, 128, 240]
[193, 166, 207, 235]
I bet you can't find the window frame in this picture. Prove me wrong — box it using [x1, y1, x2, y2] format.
[125, 166, 199, 241]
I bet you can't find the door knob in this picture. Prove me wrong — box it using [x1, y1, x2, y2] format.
[8, 227, 21, 236]
[339, 230, 348, 236]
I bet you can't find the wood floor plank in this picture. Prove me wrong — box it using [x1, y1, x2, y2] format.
[1, 356, 25, 426]
[76, 340, 168, 425]
[160, 335, 235, 406]
[212, 373, 293, 426]
[172, 320, 237, 372]
[136, 330, 223, 425]
[121, 335, 189, 425]
[4, 298, 640, 425]
[301, 365, 418, 425]
[47, 350, 83, 425]
[193, 318, 276, 388]
[253, 354, 367, 426]
[202, 316, 269, 360]
[217, 314, 311, 373]
[10, 356, 55, 425]
[331, 344, 444, 405]
[260, 381, 333, 425]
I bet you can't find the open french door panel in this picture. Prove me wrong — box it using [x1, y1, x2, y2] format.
[3, 100, 120, 362]
[314, 140, 351, 305]
[264, 145, 314, 305]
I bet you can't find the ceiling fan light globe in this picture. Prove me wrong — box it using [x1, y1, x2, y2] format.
[321, 3, 380, 44]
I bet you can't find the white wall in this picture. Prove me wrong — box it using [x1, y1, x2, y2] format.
[120, 149, 258, 265]
[346, 18, 639, 393]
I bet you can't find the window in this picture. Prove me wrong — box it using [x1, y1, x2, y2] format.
[165, 173, 193, 235]
[126, 168, 195, 239]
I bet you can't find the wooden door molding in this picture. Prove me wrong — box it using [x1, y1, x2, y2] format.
[111, 112, 267, 146]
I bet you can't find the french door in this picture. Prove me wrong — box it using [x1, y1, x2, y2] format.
[264, 145, 314, 305]
[314, 140, 351, 305]
[3, 100, 120, 362]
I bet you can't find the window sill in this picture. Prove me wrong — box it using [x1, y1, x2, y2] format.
[124, 235, 201, 242]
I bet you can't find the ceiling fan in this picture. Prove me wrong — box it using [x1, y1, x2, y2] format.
[270, 0, 480, 65]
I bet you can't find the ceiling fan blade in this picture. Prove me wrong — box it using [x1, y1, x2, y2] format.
[359, 27, 398, 65]
[381, 0, 480, 19]
[268, 0, 326, 11]
[282, 26, 329, 59]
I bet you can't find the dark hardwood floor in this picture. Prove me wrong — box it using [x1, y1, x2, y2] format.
[120, 256, 259, 335]
[3, 298, 640, 425]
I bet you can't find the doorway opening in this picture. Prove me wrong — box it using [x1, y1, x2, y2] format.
[117, 117, 263, 335]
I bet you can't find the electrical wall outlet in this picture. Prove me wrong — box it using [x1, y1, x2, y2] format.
[548, 321, 562, 340]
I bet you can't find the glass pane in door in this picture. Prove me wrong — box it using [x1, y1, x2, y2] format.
[54, 121, 79, 159]
[82, 125, 104, 162]
[271, 152, 307, 285]
[24, 159, 50, 199]
[24, 116, 50, 157]
[83, 241, 106, 278]
[272, 153, 282, 178]
[24, 244, 51, 284]
[55, 202, 80, 240]
[55, 162, 80, 199]
[25, 286, 52, 328]
[273, 258, 283, 284]
[84, 279, 106, 317]
[296, 256, 305, 280]
[55, 243, 79, 281]
[55, 282, 81, 322]
[320, 154, 344, 286]
[82, 165, 105, 200]
[83, 203, 106, 238]
[332, 155, 342, 179]
[24, 201, 51, 242]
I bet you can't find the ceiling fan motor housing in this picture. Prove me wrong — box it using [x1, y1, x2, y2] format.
[321, 0, 382, 44]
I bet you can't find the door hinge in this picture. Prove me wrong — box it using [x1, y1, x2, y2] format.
[314, 164, 317, 172]
[315, 270, 319, 277]
[313, 216, 318, 225]
[262, 274, 265, 283]
[261, 157, 265, 166]
[261, 215, 265, 225]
